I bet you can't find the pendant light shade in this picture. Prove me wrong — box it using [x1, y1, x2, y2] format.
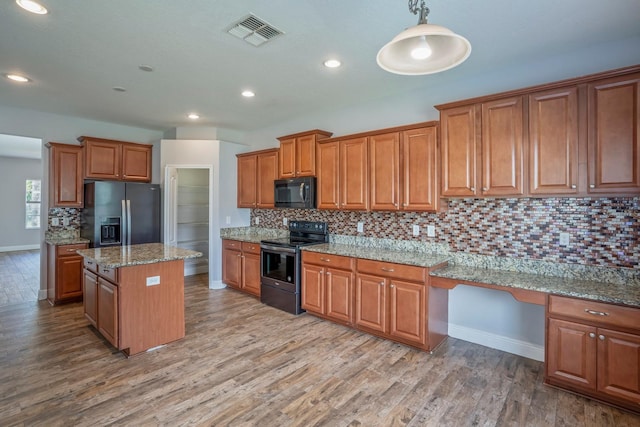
[377, 1, 471, 75]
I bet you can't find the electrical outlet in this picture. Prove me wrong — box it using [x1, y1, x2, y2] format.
[62, 217, 70, 226]
[412, 224, 420, 236]
[225, 216, 231, 225]
[427, 225, 436, 237]
[357, 222, 364, 233]
[283, 217, 288, 226]
[51, 218, 60, 226]
[559, 232, 570, 246]
[254, 217, 260, 225]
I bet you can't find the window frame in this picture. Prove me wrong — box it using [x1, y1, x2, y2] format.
[25, 178, 41, 230]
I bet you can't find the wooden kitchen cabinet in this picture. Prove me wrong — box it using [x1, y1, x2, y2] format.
[440, 104, 479, 197]
[79, 136, 152, 182]
[528, 86, 579, 195]
[301, 251, 355, 325]
[278, 129, 332, 178]
[546, 295, 640, 412]
[236, 149, 279, 208]
[587, 72, 640, 195]
[47, 242, 88, 305]
[369, 124, 439, 211]
[48, 142, 83, 208]
[98, 278, 119, 348]
[221, 239, 261, 297]
[83, 268, 98, 328]
[316, 137, 368, 210]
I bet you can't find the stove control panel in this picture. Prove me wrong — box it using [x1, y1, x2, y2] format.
[289, 220, 328, 234]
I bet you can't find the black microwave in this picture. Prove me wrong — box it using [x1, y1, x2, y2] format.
[274, 177, 316, 209]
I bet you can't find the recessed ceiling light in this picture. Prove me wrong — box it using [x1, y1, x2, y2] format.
[242, 90, 255, 98]
[112, 86, 127, 92]
[188, 113, 200, 120]
[16, 0, 48, 15]
[323, 59, 341, 68]
[4, 73, 31, 83]
[138, 65, 154, 72]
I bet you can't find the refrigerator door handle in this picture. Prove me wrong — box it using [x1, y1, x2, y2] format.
[126, 199, 132, 246]
[121, 199, 127, 246]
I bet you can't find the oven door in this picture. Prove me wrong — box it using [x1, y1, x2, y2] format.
[260, 244, 298, 293]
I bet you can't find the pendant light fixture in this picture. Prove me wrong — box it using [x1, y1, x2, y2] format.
[377, 0, 471, 75]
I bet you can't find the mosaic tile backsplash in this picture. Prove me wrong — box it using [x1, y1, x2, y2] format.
[251, 197, 639, 270]
[47, 208, 81, 232]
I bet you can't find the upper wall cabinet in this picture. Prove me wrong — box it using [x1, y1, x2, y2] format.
[369, 124, 439, 211]
[48, 142, 83, 208]
[587, 73, 640, 195]
[437, 64, 640, 198]
[79, 136, 152, 182]
[237, 149, 279, 208]
[317, 137, 368, 210]
[278, 130, 332, 178]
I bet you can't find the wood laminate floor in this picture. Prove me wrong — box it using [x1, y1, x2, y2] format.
[0, 249, 40, 307]
[0, 274, 638, 426]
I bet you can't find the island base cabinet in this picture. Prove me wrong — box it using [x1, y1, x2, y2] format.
[546, 295, 640, 414]
[83, 269, 98, 328]
[98, 279, 119, 348]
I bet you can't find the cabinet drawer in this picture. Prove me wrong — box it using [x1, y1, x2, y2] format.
[548, 295, 640, 330]
[303, 251, 354, 270]
[357, 259, 425, 282]
[223, 239, 242, 250]
[242, 241, 260, 254]
[83, 258, 98, 273]
[57, 243, 88, 257]
[98, 265, 118, 283]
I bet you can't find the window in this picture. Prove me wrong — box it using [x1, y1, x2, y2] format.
[26, 179, 41, 229]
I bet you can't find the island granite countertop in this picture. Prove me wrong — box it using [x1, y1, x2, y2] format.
[76, 243, 202, 268]
[45, 237, 90, 245]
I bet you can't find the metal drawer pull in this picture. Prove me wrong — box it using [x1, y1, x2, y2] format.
[584, 309, 609, 316]
[320, 257, 331, 262]
[381, 267, 395, 272]
[589, 333, 596, 338]
[599, 335, 605, 341]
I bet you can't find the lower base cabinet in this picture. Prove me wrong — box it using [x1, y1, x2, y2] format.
[47, 243, 88, 305]
[221, 239, 261, 297]
[546, 295, 640, 413]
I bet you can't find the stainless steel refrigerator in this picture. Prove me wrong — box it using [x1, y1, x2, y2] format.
[81, 181, 161, 248]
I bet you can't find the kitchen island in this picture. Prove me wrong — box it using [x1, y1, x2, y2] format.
[76, 243, 202, 356]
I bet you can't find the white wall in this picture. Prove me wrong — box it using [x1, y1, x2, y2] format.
[0, 156, 42, 250]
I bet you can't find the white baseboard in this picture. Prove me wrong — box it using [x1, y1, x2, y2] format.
[0, 244, 40, 253]
[209, 279, 226, 290]
[448, 323, 544, 362]
[38, 289, 48, 300]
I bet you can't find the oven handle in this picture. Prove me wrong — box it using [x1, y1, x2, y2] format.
[260, 244, 297, 254]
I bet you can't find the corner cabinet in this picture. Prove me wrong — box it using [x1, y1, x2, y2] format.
[79, 136, 152, 182]
[47, 242, 88, 305]
[278, 129, 332, 178]
[546, 295, 640, 413]
[47, 142, 84, 208]
[237, 149, 279, 208]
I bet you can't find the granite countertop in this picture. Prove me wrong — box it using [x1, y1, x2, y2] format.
[45, 236, 91, 245]
[302, 243, 450, 269]
[76, 243, 202, 268]
[430, 265, 640, 308]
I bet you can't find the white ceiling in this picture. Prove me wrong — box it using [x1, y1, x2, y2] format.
[0, 0, 639, 134]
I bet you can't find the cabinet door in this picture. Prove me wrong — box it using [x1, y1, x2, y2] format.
[587, 73, 640, 194]
[481, 96, 525, 196]
[222, 247, 242, 289]
[257, 150, 278, 208]
[98, 279, 119, 348]
[546, 318, 597, 391]
[326, 268, 353, 323]
[317, 142, 340, 209]
[84, 140, 121, 180]
[402, 126, 438, 211]
[341, 137, 369, 210]
[278, 137, 296, 178]
[597, 328, 640, 403]
[369, 132, 400, 210]
[440, 105, 478, 197]
[121, 143, 152, 182]
[528, 87, 579, 195]
[57, 255, 84, 299]
[242, 251, 261, 297]
[237, 155, 257, 208]
[389, 279, 426, 345]
[49, 143, 83, 208]
[83, 269, 98, 328]
[301, 263, 325, 314]
[355, 274, 386, 333]
[296, 134, 317, 177]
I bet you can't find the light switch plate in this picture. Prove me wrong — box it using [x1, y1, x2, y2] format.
[357, 222, 364, 233]
[427, 225, 436, 237]
[225, 216, 231, 224]
[146, 276, 160, 286]
[559, 232, 570, 246]
[283, 217, 288, 226]
[412, 225, 420, 236]
[51, 218, 60, 226]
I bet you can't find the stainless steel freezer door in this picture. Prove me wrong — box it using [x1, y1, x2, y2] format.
[125, 183, 161, 245]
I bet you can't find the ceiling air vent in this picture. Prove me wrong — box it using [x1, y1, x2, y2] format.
[227, 14, 284, 47]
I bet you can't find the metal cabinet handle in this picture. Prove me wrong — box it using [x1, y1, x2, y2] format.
[584, 308, 609, 317]
[589, 332, 596, 338]
[390, 284, 395, 288]
[589, 184, 595, 189]
[379, 282, 384, 286]
[599, 335, 605, 341]
[381, 267, 395, 272]
[320, 257, 331, 262]
[571, 184, 577, 189]
[326, 272, 331, 276]
[482, 187, 488, 191]
[470, 187, 475, 192]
